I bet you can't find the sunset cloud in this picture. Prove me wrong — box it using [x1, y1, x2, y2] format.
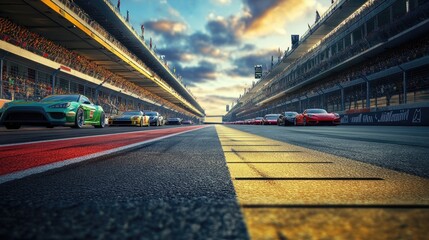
[144, 20, 188, 38]
[240, 0, 320, 38]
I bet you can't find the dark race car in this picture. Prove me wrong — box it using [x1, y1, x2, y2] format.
[182, 120, 194, 124]
[145, 111, 164, 126]
[0, 94, 105, 129]
[166, 117, 182, 125]
[278, 111, 304, 126]
[108, 111, 149, 127]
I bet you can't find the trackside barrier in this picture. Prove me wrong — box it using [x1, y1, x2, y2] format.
[340, 107, 429, 126]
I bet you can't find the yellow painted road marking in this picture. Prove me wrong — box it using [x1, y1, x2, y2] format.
[216, 125, 429, 239]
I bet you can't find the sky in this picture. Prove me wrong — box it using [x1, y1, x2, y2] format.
[117, 0, 333, 118]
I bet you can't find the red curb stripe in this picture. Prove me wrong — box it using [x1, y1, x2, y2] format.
[0, 126, 204, 175]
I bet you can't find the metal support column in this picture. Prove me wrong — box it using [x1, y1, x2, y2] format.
[95, 77, 111, 104]
[305, 94, 309, 110]
[403, 71, 407, 104]
[337, 83, 344, 111]
[0, 57, 4, 99]
[361, 75, 370, 109]
[316, 89, 325, 108]
[51, 68, 61, 95]
[398, 65, 407, 104]
[366, 81, 370, 108]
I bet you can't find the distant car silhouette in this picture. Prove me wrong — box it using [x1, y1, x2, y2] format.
[166, 117, 182, 125]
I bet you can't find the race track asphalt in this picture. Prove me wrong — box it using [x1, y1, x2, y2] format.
[0, 126, 249, 239]
[0, 124, 428, 239]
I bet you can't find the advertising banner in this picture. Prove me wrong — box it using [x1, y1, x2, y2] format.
[340, 107, 429, 126]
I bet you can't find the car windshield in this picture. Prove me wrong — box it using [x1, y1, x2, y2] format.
[255, 117, 263, 120]
[41, 95, 79, 102]
[307, 109, 328, 114]
[145, 112, 157, 116]
[122, 111, 142, 116]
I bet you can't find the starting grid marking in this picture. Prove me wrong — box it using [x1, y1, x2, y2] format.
[215, 125, 429, 239]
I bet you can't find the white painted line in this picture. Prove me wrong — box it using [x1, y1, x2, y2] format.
[0, 126, 208, 185]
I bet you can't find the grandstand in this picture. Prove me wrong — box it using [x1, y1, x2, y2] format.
[225, 0, 429, 126]
[0, 0, 204, 122]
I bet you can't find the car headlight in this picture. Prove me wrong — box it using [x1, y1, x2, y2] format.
[334, 113, 340, 117]
[49, 102, 71, 108]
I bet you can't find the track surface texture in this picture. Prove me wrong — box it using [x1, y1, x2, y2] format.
[0, 125, 428, 239]
[0, 126, 249, 239]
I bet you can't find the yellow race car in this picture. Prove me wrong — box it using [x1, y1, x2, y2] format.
[108, 111, 149, 127]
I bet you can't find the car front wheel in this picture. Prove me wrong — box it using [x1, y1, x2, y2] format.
[72, 108, 84, 128]
[95, 112, 105, 128]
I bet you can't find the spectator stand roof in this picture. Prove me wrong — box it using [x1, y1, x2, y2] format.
[0, 0, 204, 117]
[73, 0, 204, 115]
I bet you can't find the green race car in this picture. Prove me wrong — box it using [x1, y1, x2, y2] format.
[0, 94, 105, 129]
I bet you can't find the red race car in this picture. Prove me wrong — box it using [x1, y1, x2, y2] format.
[253, 117, 265, 125]
[264, 114, 281, 125]
[301, 109, 341, 126]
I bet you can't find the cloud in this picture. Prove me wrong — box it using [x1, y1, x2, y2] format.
[211, 0, 231, 5]
[176, 60, 218, 85]
[227, 49, 277, 77]
[187, 32, 227, 58]
[199, 0, 316, 46]
[240, 44, 256, 51]
[206, 95, 236, 102]
[144, 20, 187, 40]
[205, 18, 240, 46]
[241, 0, 317, 37]
[196, 95, 234, 116]
[156, 48, 196, 63]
